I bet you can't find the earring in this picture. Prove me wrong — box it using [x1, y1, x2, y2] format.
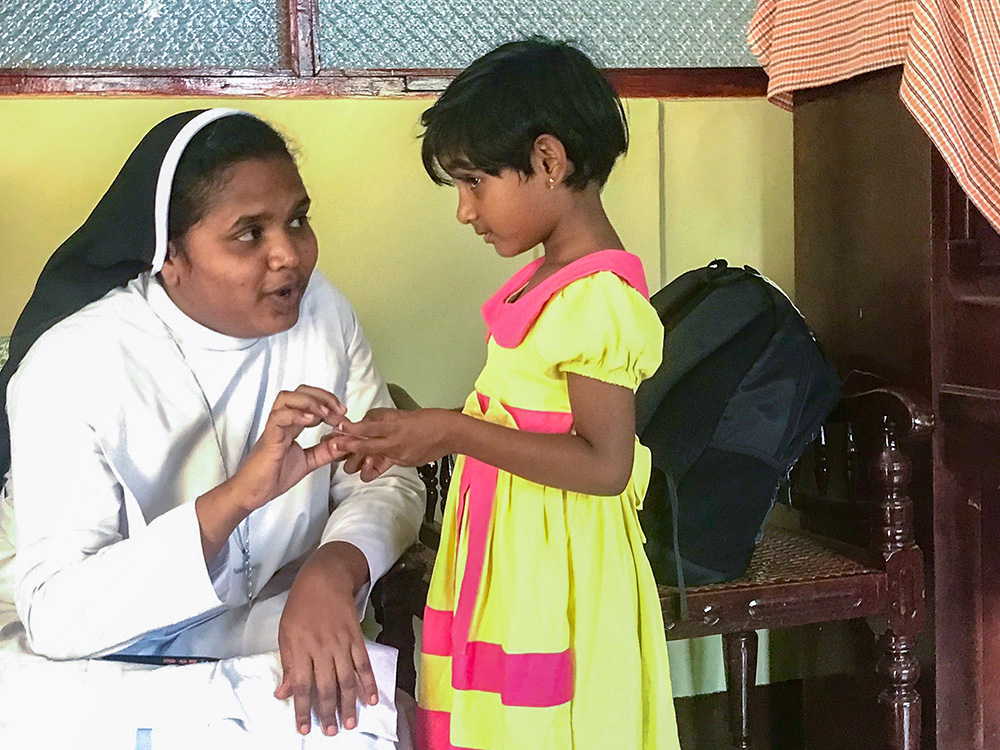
[548, 178, 555, 189]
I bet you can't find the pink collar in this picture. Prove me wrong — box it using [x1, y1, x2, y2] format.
[481, 249, 649, 348]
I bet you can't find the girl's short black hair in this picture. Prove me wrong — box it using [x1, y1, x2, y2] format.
[421, 37, 628, 190]
[169, 114, 295, 245]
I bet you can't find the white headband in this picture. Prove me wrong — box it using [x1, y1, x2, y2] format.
[151, 108, 249, 274]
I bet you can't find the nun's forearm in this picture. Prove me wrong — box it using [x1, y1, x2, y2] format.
[194, 480, 253, 562]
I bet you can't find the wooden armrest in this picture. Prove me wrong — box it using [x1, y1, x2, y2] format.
[838, 372, 934, 440]
[371, 541, 434, 696]
[387, 383, 420, 412]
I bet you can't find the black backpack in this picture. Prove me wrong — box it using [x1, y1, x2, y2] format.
[636, 260, 840, 609]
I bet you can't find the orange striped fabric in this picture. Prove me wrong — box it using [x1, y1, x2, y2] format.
[749, 0, 1000, 234]
[901, 0, 1000, 235]
[748, 0, 914, 109]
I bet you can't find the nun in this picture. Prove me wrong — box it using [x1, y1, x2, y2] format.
[0, 109, 423, 748]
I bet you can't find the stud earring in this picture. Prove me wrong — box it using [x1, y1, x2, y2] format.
[548, 178, 555, 189]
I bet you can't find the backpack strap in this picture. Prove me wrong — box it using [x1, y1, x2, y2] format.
[666, 472, 689, 619]
[482, 249, 649, 348]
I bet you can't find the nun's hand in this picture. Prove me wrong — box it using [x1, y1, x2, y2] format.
[233, 385, 351, 512]
[275, 541, 378, 737]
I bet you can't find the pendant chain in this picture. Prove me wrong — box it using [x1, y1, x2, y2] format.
[152, 308, 256, 603]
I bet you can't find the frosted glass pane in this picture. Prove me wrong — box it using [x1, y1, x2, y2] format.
[318, 0, 758, 69]
[0, 0, 281, 69]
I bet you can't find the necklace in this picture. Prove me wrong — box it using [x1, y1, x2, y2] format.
[150, 304, 258, 604]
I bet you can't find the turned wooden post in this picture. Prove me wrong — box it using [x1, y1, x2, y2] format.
[417, 461, 442, 548]
[872, 417, 924, 750]
[418, 462, 439, 526]
[814, 424, 830, 496]
[845, 423, 859, 501]
[372, 562, 424, 696]
[723, 630, 758, 750]
[373, 454, 443, 695]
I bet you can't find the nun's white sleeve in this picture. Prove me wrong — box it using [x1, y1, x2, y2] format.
[320, 299, 424, 612]
[8, 361, 227, 660]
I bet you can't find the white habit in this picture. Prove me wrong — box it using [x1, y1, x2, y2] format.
[0, 269, 424, 747]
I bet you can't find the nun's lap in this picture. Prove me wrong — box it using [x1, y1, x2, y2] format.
[131, 690, 415, 750]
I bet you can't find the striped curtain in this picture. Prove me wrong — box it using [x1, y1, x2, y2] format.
[748, 0, 1000, 235]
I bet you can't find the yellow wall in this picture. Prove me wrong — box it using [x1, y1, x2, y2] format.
[660, 99, 794, 295]
[0, 98, 791, 412]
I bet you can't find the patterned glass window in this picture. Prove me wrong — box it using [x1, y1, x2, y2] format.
[317, 0, 758, 69]
[0, 0, 282, 69]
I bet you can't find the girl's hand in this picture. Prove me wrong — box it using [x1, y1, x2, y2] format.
[232, 385, 350, 511]
[341, 451, 396, 483]
[330, 408, 454, 472]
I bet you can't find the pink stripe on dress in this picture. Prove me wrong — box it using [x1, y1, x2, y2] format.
[452, 641, 574, 707]
[423, 607, 575, 707]
[417, 708, 477, 750]
[420, 392, 577, 715]
[451, 393, 576, 656]
[450, 454, 495, 657]
[422, 606, 454, 656]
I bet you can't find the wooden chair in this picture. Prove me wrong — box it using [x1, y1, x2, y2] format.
[372, 378, 932, 750]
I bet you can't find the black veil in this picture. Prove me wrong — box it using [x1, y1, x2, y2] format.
[0, 108, 246, 476]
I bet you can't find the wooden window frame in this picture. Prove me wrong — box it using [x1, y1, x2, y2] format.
[0, 0, 768, 98]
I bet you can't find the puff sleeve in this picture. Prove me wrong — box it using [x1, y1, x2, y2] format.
[533, 271, 663, 390]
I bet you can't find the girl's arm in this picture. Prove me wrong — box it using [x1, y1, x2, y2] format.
[332, 373, 637, 497]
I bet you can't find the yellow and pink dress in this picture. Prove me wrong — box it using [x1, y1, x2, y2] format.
[417, 250, 680, 750]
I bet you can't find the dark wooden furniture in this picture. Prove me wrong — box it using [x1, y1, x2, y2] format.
[0, 67, 769, 98]
[662, 381, 931, 750]
[372, 380, 932, 750]
[794, 66, 1000, 750]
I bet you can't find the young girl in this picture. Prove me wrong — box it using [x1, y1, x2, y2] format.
[333, 39, 680, 750]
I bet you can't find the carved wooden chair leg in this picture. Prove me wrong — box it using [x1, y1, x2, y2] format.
[372, 564, 425, 697]
[723, 630, 758, 750]
[877, 632, 921, 750]
[871, 416, 925, 750]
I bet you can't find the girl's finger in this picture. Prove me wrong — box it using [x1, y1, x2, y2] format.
[359, 454, 395, 482]
[342, 451, 365, 475]
[336, 419, 390, 439]
[371, 455, 396, 480]
[319, 437, 352, 461]
[361, 408, 395, 421]
[328, 436, 367, 456]
[359, 456, 378, 483]
[334, 436, 396, 459]
[353, 437, 394, 458]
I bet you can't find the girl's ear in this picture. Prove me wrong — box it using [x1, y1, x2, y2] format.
[531, 134, 571, 187]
